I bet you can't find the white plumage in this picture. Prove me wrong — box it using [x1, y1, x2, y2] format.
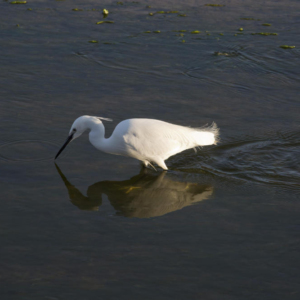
[55, 115, 219, 170]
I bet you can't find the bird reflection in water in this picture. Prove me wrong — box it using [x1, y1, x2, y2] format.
[55, 164, 214, 218]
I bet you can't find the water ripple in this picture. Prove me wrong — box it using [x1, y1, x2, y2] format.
[172, 129, 300, 191]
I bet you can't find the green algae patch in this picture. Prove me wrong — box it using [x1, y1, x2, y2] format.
[155, 11, 178, 14]
[146, 5, 151, 8]
[174, 30, 187, 32]
[182, 40, 186, 43]
[89, 40, 99, 43]
[178, 14, 186, 17]
[239, 28, 243, 31]
[96, 21, 114, 24]
[27, 8, 32, 10]
[176, 33, 184, 37]
[191, 30, 200, 34]
[153, 30, 161, 33]
[262, 23, 271, 26]
[280, 45, 295, 49]
[251, 32, 278, 36]
[205, 4, 224, 7]
[10, 1, 27, 3]
[117, 2, 124, 4]
[219, 33, 224, 36]
[149, 13, 154, 16]
[103, 9, 109, 15]
[72, 8, 83, 11]
[144, 31, 151, 33]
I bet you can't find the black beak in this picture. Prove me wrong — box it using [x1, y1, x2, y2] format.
[55, 134, 74, 160]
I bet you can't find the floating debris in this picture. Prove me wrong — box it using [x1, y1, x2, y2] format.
[191, 30, 200, 34]
[205, 4, 225, 7]
[239, 28, 243, 31]
[214, 51, 239, 57]
[280, 45, 295, 49]
[10, 1, 27, 3]
[262, 23, 271, 26]
[96, 21, 114, 24]
[154, 10, 179, 14]
[89, 40, 99, 43]
[153, 30, 161, 33]
[251, 32, 278, 35]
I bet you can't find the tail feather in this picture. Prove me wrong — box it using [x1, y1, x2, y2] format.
[194, 122, 220, 146]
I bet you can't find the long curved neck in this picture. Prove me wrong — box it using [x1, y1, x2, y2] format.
[88, 121, 110, 153]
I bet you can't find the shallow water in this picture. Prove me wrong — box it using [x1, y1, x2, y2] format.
[0, 0, 299, 299]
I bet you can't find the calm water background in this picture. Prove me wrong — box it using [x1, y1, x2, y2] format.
[0, 0, 299, 299]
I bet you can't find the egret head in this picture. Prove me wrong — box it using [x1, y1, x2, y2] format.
[55, 115, 112, 160]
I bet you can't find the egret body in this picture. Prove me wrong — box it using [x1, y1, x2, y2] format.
[55, 115, 219, 170]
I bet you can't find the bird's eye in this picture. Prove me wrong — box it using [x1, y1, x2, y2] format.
[73, 128, 76, 132]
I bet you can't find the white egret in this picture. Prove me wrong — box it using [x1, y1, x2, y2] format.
[55, 115, 219, 170]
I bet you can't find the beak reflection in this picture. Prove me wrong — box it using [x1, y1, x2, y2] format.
[55, 164, 214, 218]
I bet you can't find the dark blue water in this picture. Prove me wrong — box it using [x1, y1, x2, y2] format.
[0, 0, 299, 299]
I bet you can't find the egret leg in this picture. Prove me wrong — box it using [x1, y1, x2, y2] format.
[155, 159, 168, 171]
[141, 160, 157, 171]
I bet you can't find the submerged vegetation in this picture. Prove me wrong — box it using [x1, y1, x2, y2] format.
[214, 51, 239, 57]
[280, 45, 295, 49]
[96, 21, 114, 24]
[5, 1, 292, 50]
[205, 4, 225, 7]
[240, 17, 260, 20]
[251, 32, 278, 36]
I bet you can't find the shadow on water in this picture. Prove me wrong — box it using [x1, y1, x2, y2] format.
[55, 164, 213, 218]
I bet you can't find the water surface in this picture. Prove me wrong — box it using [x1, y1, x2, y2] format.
[0, 0, 299, 299]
